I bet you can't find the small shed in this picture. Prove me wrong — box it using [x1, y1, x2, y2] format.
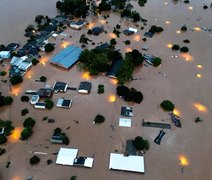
[78, 81, 92, 94]
[119, 118, 131, 127]
[38, 88, 53, 98]
[50, 132, 64, 144]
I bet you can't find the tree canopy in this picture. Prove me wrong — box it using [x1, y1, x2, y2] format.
[133, 136, 150, 151]
[160, 100, 175, 111]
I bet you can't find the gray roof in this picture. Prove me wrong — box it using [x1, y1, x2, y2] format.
[79, 81, 92, 92]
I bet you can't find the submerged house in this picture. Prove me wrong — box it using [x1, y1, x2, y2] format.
[78, 81, 92, 94]
[106, 59, 123, 78]
[50, 131, 64, 144]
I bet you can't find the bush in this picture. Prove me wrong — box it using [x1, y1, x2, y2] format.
[10, 75, 23, 85]
[21, 108, 29, 116]
[70, 176, 77, 180]
[125, 40, 131, 45]
[21, 96, 29, 102]
[98, 84, 104, 94]
[63, 135, 70, 145]
[149, 25, 163, 33]
[183, 39, 190, 43]
[30, 155, 40, 165]
[152, 57, 162, 67]
[21, 127, 33, 140]
[94, 114, 105, 124]
[44, 43, 55, 52]
[110, 38, 117, 46]
[180, 46, 189, 53]
[23, 117, 35, 128]
[40, 76, 47, 82]
[138, 0, 147, 6]
[44, 99, 54, 109]
[0, 120, 14, 136]
[87, 29, 92, 34]
[133, 136, 150, 151]
[32, 58, 39, 65]
[0, 135, 7, 145]
[160, 100, 175, 111]
[116, 85, 130, 97]
[172, 44, 180, 51]
[194, 117, 203, 123]
[181, 25, 187, 31]
[3, 96, 13, 105]
[0, 71, 6, 76]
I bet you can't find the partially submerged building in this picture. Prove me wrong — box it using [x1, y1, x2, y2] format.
[50, 46, 82, 69]
[38, 88, 53, 98]
[53, 81, 68, 93]
[70, 20, 87, 30]
[121, 107, 133, 117]
[106, 59, 123, 79]
[56, 148, 94, 168]
[78, 81, 92, 94]
[57, 99, 72, 108]
[109, 153, 145, 173]
[50, 132, 64, 144]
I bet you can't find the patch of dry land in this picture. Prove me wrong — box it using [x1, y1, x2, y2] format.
[0, 0, 212, 180]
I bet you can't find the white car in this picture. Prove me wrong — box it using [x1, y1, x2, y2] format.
[30, 95, 40, 105]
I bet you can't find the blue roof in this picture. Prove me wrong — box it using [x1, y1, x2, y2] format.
[50, 46, 82, 69]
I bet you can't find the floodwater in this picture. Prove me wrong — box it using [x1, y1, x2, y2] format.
[0, 0, 212, 180]
[0, 0, 58, 45]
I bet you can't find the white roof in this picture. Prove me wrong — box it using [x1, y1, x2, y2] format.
[56, 148, 78, 166]
[18, 61, 32, 71]
[84, 157, 94, 168]
[109, 153, 145, 173]
[10, 56, 23, 66]
[129, 27, 138, 33]
[0, 51, 10, 58]
[119, 118, 131, 127]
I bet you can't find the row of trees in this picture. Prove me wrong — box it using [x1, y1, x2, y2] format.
[78, 48, 122, 75]
[56, 0, 89, 18]
[121, 9, 141, 22]
[21, 117, 36, 140]
[117, 49, 143, 84]
[116, 85, 143, 104]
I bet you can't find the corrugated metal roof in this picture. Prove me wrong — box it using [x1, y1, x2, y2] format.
[50, 46, 82, 69]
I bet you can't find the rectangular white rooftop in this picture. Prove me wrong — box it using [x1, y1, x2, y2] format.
[84, 157, 94, 168]
[109, 153, 145, 173]
[56, 148, 78, 166]
[119, 118, 131, 127]
[129, 27, 138, 33]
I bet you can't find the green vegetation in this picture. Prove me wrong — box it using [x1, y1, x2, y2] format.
[21, 96, 29, 102]
[98, 84, 105, 94]
[160, 100, 175, 111]
[70, 176, 77, 180]
[21, 127, 33, 140]
[0, 120, 14, 136]
[194, 117, 203, 123]
[110, 38, 117, 46]
[10, 75, 23, 85]
[117, 49, 143, 84]
[23, 117, 36, 128]
[44, 99, 54, 110]
[21, 108, 29, 116]
[54, 128, 70, 145]
[0, 96, 13, 106]
[80, 34, 90, 45]
[94, 114, 105, 124]
[152, 57, 162, 67]
[44, 43, 55, 52]
[172, 44, 180, 51]
[138, 0, 147, 6]
[183, 39, 190, 43]
[149, 25, 164, 33]
[56, 0, 89, 18]
[133, 136, 150, 151]
[98, 0, 111, 12]
[40, 76, 47, 82]
[120, 9, 141, 22]
[181, 25, 187, 31]
[32, 58, 39, 65]
[116, 85, 143, 103]
[113, 27, 121, 38]
[180, 46, 189, 53]
[0, 71, 6, 76]
[0, 135, 7, 145]
[78, 48, 122, 75]
[124, 40, 131, 45]
[30, 155, 40, 165]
